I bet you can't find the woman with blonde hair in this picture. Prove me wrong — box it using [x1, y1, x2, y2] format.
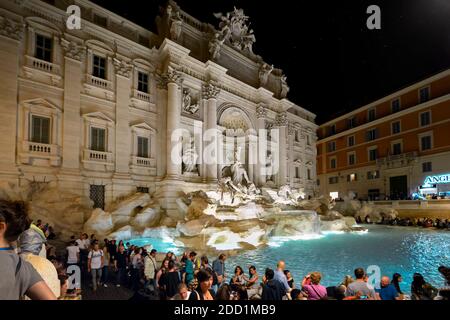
[301, 272, 328, 300]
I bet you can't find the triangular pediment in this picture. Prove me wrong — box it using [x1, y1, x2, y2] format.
[130, 122, 157, 133]
[82, 111, 114, 123]
[22, 98, 61, 111]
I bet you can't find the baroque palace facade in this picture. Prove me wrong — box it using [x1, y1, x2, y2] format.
[0, 0, 317, 215]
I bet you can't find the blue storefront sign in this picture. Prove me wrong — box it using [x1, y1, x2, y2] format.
[423, 174, 450, 186]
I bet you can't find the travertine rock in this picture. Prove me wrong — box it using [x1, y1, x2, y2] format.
[83, 209, 114, 238]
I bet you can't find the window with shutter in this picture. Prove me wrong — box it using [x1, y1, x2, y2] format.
[137, 136, 149, 158]
[91, 127, 106, 151]
[31, 115, 50, 144]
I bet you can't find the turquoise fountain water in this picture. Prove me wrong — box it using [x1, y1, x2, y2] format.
[128, 224, 450, 293]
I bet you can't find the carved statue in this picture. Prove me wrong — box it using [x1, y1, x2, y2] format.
[170, 10, 183, 41]
[182, 88, 199, 115]
[182, 136, 199, 174]
[220, 150, 252, 200]
[208, 32, 225, 60]
[280, 75, 290, 98]
[213, 7, 256, 52]
[259, 63, 274, 87]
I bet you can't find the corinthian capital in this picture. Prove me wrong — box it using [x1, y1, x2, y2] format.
[275, 112, 288, 127]
[113, 57, 132, 78]
[61, 38, 85, 61]
[202, 81, 220, 100]
[0, 16, 24, 41]
[256, 104, 267, 119]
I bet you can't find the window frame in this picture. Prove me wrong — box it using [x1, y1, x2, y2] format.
[90, 126, 107, 152]
[367, 146, 378, 162]
[422, 162, 432, 173]
[367, 108, 376, 122]
[347, 151, 356, 166]
[391, 120, 401, 135]
[92, 54, 107, 79]
[30, 114, 51, 144]
[347, 135, 355, 147]
[391, 98, 401, 113]
[35, 33, 53, 62]
[329, 156, 337, 170]
[391, 140, 403, 156]
[418, 86, 430, 104]
[137, 71, 149, 94]
[419, 110, 431, 127]
[137, 136, 150, 158]
[419, 133, 433, 152]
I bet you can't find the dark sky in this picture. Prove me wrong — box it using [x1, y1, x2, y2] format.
[91, 0, 450, 124]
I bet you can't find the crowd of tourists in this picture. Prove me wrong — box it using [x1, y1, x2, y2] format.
[357, 215, 450, 230]
[1, 199, 450, 301]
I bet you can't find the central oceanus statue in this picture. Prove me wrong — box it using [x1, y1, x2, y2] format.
[219, 159, 256, 203]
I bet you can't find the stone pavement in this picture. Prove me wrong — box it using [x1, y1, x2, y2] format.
[80, 271, 135, 300]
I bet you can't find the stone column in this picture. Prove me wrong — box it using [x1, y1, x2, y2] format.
[60, 39, 84, 171]
[256, 104, 267, 187]
[112, 57, 133, 198]
[156, 76, 168, 179]
[287, 123, 295, 187]
[0, 18, 23, 183]
[202, 81, 220, 183]
[165, 68, 183, 180]
[113, 58, 133, 174]
[276, 112, 288, 187]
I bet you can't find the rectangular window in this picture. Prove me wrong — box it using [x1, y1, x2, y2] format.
[329, 124, 336, 135]
[329, 176, 339, 184]
[392, 142, 402, 155]
[368, 108, 376, 122]
[348, 136, 355, 147]
[392, 121, 401, 134]
[306, 135, 311, 146]
[348, 153, 356, 166]
[137, 136, 149, 158]
[422, 162, 432, 173]
[368, 148, 378, 161]
[93, 55, 106, 79]
[419, 87, 430, 103]
[347, 173, 357, 182]
[330, 158, 337, 169]
[294, 167, 300, 178]
[90, 185, 105, 210]
[327, 141, 336, 152]
[420, 111, 431, 127]
[347, 117, 356, 129]
[421, 135, 432, 151]
[35, 34, 52, 62]
[90, 127, 106, 152]
[138, 72, 149, 93]
[307, 169, 311, 180]
[295, 131, 300, 142]
[31, 115, 50, 144]
[391, 98, 401, 113]
[367, 170, 380, 180]
[366, 128, 378, 141]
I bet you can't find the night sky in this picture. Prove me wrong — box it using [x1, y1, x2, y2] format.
[91, 0, 450, 124]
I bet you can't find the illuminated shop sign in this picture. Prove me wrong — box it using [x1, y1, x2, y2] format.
[423, 174, 450, 186]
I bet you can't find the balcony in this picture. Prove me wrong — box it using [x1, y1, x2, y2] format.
[23, 56, 61, 86]
[25, 55, 61, 74]
[376, 151, 418, 168]
[83, 149, 113, 165]
[85, 74, 113, 90]
[20, 141, 61, 166]
[131, 156, 156, 167]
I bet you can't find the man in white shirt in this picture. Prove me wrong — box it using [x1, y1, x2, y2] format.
[76, 233, 90, 271]
[66, 240, 80, 266]
[87, 241, 104, 292]
[144, 249, 158, 292]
